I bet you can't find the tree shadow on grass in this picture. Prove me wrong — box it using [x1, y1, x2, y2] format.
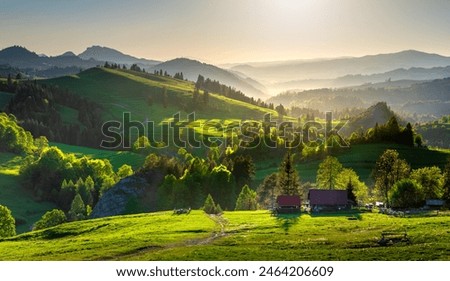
[309, 210, 362, 220]
[274, 214, 300, 234]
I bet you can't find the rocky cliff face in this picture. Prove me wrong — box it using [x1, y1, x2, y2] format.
[90, 176, 149, 218]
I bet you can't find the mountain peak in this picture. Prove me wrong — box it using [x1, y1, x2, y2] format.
[78, 45, 160, 66]
[60, 51, 77, 57]
[0, 45, 39, 60]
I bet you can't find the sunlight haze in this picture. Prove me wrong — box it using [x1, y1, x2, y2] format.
[1, 0, 449, 63]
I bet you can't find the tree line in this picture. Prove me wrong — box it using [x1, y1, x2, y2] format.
[1, 81, 104, 147]
[195, 75, 273, 110]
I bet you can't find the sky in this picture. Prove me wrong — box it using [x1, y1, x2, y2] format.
[1, 0, 449, 64]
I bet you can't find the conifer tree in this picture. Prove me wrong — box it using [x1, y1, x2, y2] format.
[277, 151, 301, 195]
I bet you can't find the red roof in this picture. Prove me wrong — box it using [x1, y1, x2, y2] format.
[276, 195, 301, 206]
[308, 189, 348, 205]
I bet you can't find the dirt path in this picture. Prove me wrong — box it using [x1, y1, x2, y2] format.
[110, 214, 228, 260]
[187, 214, 228, 246]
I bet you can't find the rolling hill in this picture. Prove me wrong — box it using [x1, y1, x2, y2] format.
[340, 102, 399, 137]
[0, 45, 269, 99]
[151, 58, 268, 99]
[44, 67, 275, 122]
[267, 78, 450, 119]
[40, 67, 278, 150]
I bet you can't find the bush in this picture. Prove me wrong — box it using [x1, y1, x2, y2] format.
[235, 185, 258, 210]
[33, 209, 67, 230]
[389, 179, 424, 208]
[203, 194, 222, 215]
[0, 205, 16, 238]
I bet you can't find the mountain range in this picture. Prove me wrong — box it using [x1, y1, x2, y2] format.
[231, 50, 450, 93]
[0, 45, 267, 99]
[1, 46, 450, 99]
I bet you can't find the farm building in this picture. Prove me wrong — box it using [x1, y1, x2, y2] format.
[426, 199, 445, 209]
[308, 189, 349, 211]
[275, 195, 301, 214]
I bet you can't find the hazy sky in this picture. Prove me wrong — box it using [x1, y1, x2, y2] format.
[1, 0, 449, 63]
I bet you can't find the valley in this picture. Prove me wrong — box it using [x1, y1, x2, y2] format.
[0, 44, 449, 261]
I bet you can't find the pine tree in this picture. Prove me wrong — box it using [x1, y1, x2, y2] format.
[235, 185, 257, 210]
[68, 194, 86, 221]
[203, 194, 221, 214]
[203, 90, 209, 105]
[346, 179, 357, 204]
[277, 151, 301, 195]
[7, 74, 12, 89]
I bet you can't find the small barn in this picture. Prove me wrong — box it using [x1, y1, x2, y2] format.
[426, 199, 445, 209]
[308, 189, 348, 211]
[276, 195, 301, 214]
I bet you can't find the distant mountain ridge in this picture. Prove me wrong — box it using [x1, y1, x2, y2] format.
[78, 45, 160, 68]
[271, 65, 450, 91]
[2, 46, 450, 100]
[0, 46, 99, 76]
[0, 45, 267, 98]
[267, 77, 450, 119]
[231, 50, 450, 86]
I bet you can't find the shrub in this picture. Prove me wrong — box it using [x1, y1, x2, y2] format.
[203, 194, 222, 215]
[0, 205, 16, 238]
[235, 185, 258, 210]
[389, 179, 424, 208]
[33, 209, 66, 230]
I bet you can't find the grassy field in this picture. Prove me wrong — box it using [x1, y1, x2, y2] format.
[0, 211, 217, 260]
[0, 153, 57, 233]
[56, 104, 83, 126]
[43, 68, 279, 128]
[1, 210, 449, 261]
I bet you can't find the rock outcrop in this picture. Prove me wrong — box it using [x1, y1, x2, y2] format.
[90, 176, 148, 218]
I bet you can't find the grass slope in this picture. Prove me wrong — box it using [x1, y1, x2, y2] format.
[43, 68, 278, 127]
[0, 153, 56, 233]
[0, 211, 217, 260]
[1, 210, 449, 261]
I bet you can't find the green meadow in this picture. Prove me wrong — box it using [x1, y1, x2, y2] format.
[0, 153, 56, 233]
[43, 68, 279, 127]
[1, 210, 449, 261]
